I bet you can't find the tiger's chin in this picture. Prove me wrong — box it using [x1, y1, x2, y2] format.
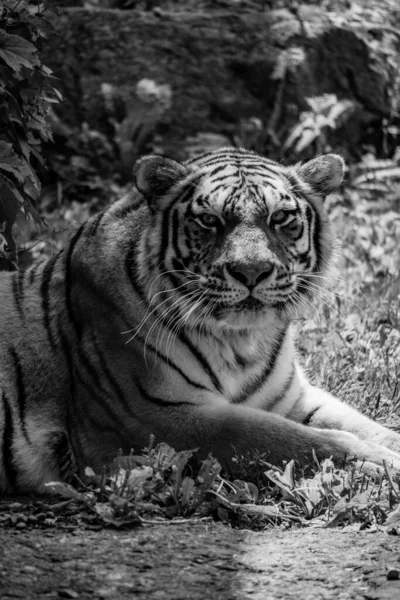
[206, 297, 292, 331]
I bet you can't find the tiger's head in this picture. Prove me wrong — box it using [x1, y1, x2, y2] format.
[133, 148, 344, 331]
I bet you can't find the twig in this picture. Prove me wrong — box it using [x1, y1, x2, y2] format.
[139, 516, 212, 525]
[382, 460, 400, 502]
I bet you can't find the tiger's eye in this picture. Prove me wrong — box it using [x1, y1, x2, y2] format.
[271, 210, 290, 225]
[197, 213, 219, 228]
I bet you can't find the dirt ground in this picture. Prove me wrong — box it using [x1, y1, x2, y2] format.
[1, 519, 400, 600]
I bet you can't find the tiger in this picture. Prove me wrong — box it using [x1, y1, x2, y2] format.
[1, 147, 400, 494]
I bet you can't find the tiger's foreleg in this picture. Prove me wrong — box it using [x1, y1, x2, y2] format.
[139, 403, 400, 472]
[288, 382, 400, 454]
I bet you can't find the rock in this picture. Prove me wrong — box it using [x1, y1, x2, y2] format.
[386, 568, 400, 580]
[17, 514, 28, 524]
[9, 515, 19, 526]
[42, 3, 394, 162]
[58, 590, 79, 599]
[28, 516, 39, 525]
[36, 512, 46, 522]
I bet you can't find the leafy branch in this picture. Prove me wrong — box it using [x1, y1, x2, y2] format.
[0, 0, 60, 270]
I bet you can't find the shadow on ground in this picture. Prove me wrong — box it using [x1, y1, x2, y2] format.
[1, 521, 400, 599]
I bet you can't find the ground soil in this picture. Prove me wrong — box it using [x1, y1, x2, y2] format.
[1, 517, 400, 600]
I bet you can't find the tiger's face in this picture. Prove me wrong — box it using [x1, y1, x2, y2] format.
[134, 148, 344, 331]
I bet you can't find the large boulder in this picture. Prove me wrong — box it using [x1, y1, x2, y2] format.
[43, 4, 393, 162]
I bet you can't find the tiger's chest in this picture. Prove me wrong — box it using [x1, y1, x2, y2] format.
[148, 325, 298, 412]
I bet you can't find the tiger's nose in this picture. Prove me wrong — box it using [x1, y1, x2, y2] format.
[227, 263, 275, 288]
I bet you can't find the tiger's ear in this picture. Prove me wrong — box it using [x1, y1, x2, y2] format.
[133, 155, 188, 207]
[294, 154, 345, 196]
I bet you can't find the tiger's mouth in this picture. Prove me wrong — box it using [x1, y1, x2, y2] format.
[209, 295, 268, 322]
[232, 297, 265, 312]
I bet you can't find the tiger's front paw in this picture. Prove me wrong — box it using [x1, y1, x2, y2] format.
[371, 431, 400, 456]
[334, 430, 400, 471]
[359, 440, 400, 472]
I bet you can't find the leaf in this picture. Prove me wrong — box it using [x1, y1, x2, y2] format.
[154, 442, 180, 471]
[265, 460, 296, 496]
[180, 476, 195, 507]
[27, 113, 53, 142]
[24, 197, 44, 228]
[0, 142, 26, 181]
[44, 481, 85, 501]
[171, 449, 197, 501]
[326, 506, 352, 528]
[0, 181, 21, 227]
[196, 454, 221, 492]
[126, 466, 153, 492]
[346, 490, 371, 509]
[237, 503, 295, 521]
[0, 148, 35, 207]
[0, 31, 39, 73]
[23, 172, 40, 200]
[385, 503, 400, 530]
[228, 480, 259, 504]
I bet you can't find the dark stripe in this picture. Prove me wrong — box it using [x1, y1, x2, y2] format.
[289, 387, 306, 417]
[233, 350, 251, 368]
[12, 272, 24, 319]
[178, 330, 223, 393]
[232, 327, 288, 403]
[136, 381, 193, 407]
[40, 253, 60, 351]
[305, 204, 314, 252]
[2, 392, 18, 488]
[75, 272, 131, 330]
[186, 151, 255, 167]
[65, 225, 86, 340]
[48, 431, 76, 482]
[125, 238, 148, 304]
[86, 211, 104, 238]
[135, 333, 212, 392]
[158, 186, 194, 270]
[210, 173, 239, 184]
[241, 170, 280, 183]
[73, 368, 129, 436]
[114, 204, 135, 220]
[73, 365, 131, 433]
[190, 156, 280, 173]
[89, 329, 134, 414]
[114, 193, 145, 218]
[185, 151, 230, 165]
[57, 321, 85, 466]
[310, 205, 322, 272]
[9, 347, 30, 443]
[294, 205, 315, 298]
[74, 343, 135, 434]
[302, 406, 321, 426]
[171, 208, 181, 262]
[267, 365, 295, 411]
[28, 262, 41, 285]
[208, 165, 230, 178]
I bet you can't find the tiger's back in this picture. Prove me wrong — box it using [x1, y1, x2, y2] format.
[2, 147, 400, 494]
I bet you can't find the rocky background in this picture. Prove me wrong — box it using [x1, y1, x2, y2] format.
[40, 0, 400, 205]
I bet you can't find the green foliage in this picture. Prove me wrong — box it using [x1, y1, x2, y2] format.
[283, 95, 357, 155]
[37, 440, 400, 532]
[44, 441, 222, 527]
[0, 1, 60, 270]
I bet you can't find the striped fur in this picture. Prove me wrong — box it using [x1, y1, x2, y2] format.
[1, 147, 400, 493]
